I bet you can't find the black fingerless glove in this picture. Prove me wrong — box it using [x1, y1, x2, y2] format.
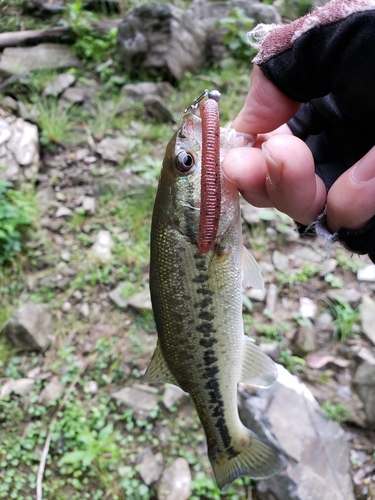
[250, 0, 375, 259]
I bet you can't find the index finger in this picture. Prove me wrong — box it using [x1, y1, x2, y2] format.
[233, 66, 301, 134]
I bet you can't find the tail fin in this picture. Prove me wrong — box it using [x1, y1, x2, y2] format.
[210, 430, 284, 493]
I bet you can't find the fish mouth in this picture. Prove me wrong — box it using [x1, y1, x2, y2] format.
[180, 112, 256, 158]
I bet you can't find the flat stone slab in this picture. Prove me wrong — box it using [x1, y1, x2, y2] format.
[0, 43, 80, 77]
[2, 301, 52, 351]
[239, 364, 355, 500]
[111, 384, 158, 412]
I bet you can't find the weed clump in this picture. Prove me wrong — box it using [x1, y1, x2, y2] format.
[0, 180, 36, 266]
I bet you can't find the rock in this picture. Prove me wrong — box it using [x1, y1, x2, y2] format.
[327, 287, 362, 305]
[82, 196, 95, 214]
[36, 186, 56, 214]
[97, 136, 130, 164]
[297, 324, 317, 353]
[319, 258, 338, 277]
[157, 457, 191, 500]
[162, 384, 188, 409]
[55, 206, 73, 217]
[38, 376, 64, 405]
[91, 229, 114, 262]
[8, 118, 39, 167]
[314, 312, 334, 332]
[265, 283, 278, 313]
[139, 450, 164, 485]
[360, 294, 375, 346]
[356, 346, 375, 365]
[1, 95, 18, 112]
[143, 95, 175, 123]
[61, 86, 93, 103]
[239, 364, 355, 500]
[246, 287, 266, 302]
[0, 44, 80, 77]
[189, 0, 281, 27]
[75, 147, 90, 161]
[111, 384, 158, 413]
[259, 342, 281, 360]
[62, 301, 72, 313]
[109, 282, 129, 309]
[357, 264, 375, 281]
[60, 250, 71, 262]
[44, 72, 76, 96]
[122, 81, 174, 101]
[2, 302, 52, 351]
[299, 297, 317, 319]
[293, 246, 323, 263]
[0, 116, 39, 181]
[79, 303, 90, 318]
[116, 3, 206, 82]
[352, 362, 375, 427]
[127, 289, 152, 311]
[73, 290, 83, 301]
[0, 378, 36, 397]
[272, 250, 289, 271]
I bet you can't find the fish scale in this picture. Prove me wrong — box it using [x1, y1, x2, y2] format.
[145, 107, 283, 491]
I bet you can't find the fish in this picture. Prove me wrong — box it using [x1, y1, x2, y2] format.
[145, 96, 283, 492]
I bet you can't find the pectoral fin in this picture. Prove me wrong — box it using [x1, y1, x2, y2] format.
[241, 245, 264, 290]
[240, 336, 277, 388]
[143, 343, 180, 386]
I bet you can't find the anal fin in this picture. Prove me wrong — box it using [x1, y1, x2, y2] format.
[240, 336, 277, 388]
[241, 245, 264, 290]
[143, 343, 180, 386]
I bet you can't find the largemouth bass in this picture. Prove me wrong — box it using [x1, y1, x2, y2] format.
[145, 93, 283, 491]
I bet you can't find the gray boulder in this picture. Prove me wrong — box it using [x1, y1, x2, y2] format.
[121, 81, 174, 101]
[2, 302, 52, 351]
[116, 3, 206, 82]
[0, 44, 80, 77]
[239, 364, 355, 500]
[0, 116, 39, 181]
[352, 362, 375, 427]
[188, 0, 281, 27]
[157, 457, 191, 500]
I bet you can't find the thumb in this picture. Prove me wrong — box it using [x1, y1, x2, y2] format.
[327, 146, 375, 232]
[233, 66, 301, 134]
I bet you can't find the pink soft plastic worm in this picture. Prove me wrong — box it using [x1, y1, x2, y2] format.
[198, 97, 221, 254]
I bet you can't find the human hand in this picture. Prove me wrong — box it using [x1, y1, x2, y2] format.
[222, 66, 375, 234]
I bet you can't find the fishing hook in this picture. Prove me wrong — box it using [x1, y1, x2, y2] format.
[184, 89, 221, 113]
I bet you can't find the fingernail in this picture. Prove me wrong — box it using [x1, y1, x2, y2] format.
[262, 142, 283, 186]
[352, 154, 375, 183]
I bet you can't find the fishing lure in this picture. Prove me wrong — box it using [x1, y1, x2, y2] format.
[185, 89, 222, 254]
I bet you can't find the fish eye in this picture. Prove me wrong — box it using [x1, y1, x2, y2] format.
[176, 151, 196, 173]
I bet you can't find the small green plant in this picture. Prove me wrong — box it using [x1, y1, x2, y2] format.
[217, 8, 256, 61]
[330, 300, 359, 342]
[278, 262, 320, 288]
[279, 348, 306, 373]
[59, 423, 119, 469]
[34, 96, 75, 145]
[324, 273, 344, 289]
[66, 1, 118, 64]
[0, 180, 37, 266]
[336, 249, 364, 273]
[322, 401, 350, 422]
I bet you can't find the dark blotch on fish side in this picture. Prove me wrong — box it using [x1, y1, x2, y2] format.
[192, 275, 206, 284]
[203, 349, 218, 366]
[204, 365, 219, 378]
[199, 337, 218, 348]
[197, 322, 216, 335]
[198, 311, 215, 321]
